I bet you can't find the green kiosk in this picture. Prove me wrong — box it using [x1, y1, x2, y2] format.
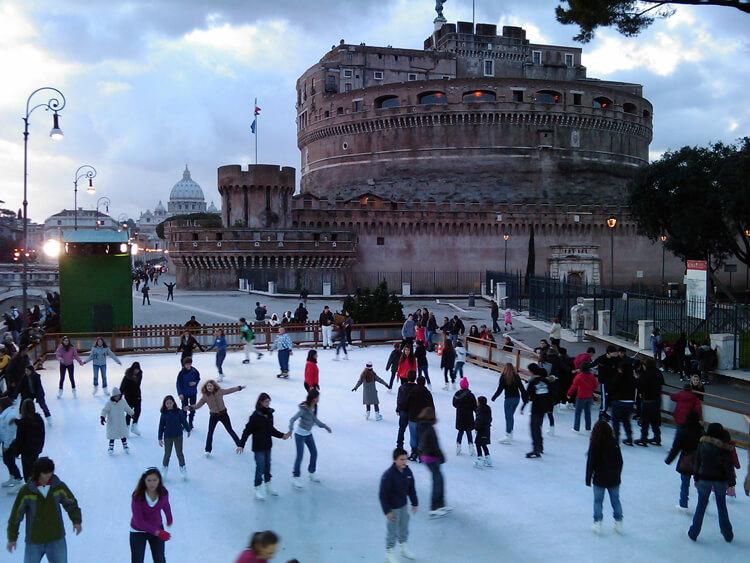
[59, 229, 133, 333]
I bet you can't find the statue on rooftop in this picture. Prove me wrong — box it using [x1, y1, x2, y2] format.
[435, 0, 447, 19]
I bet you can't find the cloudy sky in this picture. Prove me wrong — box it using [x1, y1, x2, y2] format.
[0, 0, 748, 224]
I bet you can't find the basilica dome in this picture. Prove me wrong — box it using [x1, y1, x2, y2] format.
[168, 165, 207, 214]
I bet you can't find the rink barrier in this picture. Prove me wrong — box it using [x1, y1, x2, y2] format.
[36, 321, 405, 357]
[465, 336, 750, 448]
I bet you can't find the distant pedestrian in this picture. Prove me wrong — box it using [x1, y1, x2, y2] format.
[163, 282, 176, 301]
[490, 301, 500, 334]
[504, 309, 513, 331]
[549, 317, 562, 349]
[141, 284, 151, 306]
[379, 448, 418, 563]
[586, 419, 624, 535]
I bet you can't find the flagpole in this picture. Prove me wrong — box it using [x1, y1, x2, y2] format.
[254, 97, 258, 165]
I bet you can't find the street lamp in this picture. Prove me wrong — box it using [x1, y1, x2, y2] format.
[660, 233, 668, 290]
[606, 216, 617, 287]
[503, 232, 510, 272]
[96, 197, 111, 229]
[73, 165, 97, 230]
[21, 87, 66, 327]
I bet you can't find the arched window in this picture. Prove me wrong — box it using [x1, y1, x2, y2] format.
[623, 102, 637, 114]
[462, 90, 496, 103]
[375, 95, 400, 109]
[642, 109, 651, 119]
[418, 91, 448, 105]
[534, 90, 562, 104]
[592, 96, 612, 110]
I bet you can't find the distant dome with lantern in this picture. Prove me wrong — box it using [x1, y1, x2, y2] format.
[168, 165, 206, 214]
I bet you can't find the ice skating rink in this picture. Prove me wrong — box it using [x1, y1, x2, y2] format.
[2, 346, 747, 563]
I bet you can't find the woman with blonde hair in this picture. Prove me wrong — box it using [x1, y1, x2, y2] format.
[490, 363, 527, 444]
[188, 380, 245, 456]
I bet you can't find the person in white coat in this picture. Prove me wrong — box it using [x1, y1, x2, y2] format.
[0, 397, 22, 488]
[100, 387, 134, 455]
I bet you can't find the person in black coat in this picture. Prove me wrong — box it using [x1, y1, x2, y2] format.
[120, 362, 144, 436]
[634, 358, 664, 446]
[440, 340, 456, 390]
[474, 396, 492, 467]
[416, 407, 451, 517]
[452, 378, 477, 455]
[609, 361, 636, 446]
[414, 341, 431, 387]
[13, 398, 45, 481]
[405, 376, 434, 461]
[665, 410, 704, 511]
[236, 393, 290, 499]
[17, 363, 51, 420]
[176, 331, 204, 361]
[688, 423, 734, 543]
[521, 363, 556, 458]
[591, 345, 619, 415]
[586, 419, 624, 534]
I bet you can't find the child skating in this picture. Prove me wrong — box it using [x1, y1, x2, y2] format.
[352, 362, 390, 420]
[100, 387, 134, 454]
[504, 309, 514, 331]
[474, 396, 493, 468]
[158, 395, 190, 480]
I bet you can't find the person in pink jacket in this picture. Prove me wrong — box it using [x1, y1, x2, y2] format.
[54, 336, 83, 399]
[567, 362, 598, 432]
[235, 530, 279, 563]
[503, 309, 514, 331]
[130, 467, 172, 563]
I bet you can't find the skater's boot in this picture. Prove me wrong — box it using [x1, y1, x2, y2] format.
[591, 521, 602, 535]
[266, 481, 279, 497]
[217, 374, 224, 382]
[107, 444, 114, 455]
[72, 388, 77, 399]
[365, 410, 371, 420]
[456, 443, 462, 455]
[547, 426, 554, 436]
[499, 433, 512, 444]
[103, 387, 110, 396]
[474, 456, 485, 469]
[179, 465, 187, 480]
[385, 548, 398, 563]
[375, 412, 383, 421]
[483, 454, 493, 467]
[131, 423, 141, 436]
[57, 389, 63, 399]
[123, 442, 130, 454]
[92, 385, 99, 396]
[613, 520, 623, 534]
[254, 485, 266, 501]
[309, 473, 321, 483]
[293, 476, 303, 489]
[399, 543, 416, 560]
[161, 466, 168, 479]
[469, 445, 476, 457]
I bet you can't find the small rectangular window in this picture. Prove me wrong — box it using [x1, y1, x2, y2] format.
[313, 233, 320, 241]
[565, 53, 574, 67]
[337, 107, 344, 115]
[342, 69, 353, 78]
[487, 43, 493, 50]
[192, 233, 199, 241]
[347, 53, 353, 61]
[331, 233, 338, 242]
[394, 55, 399, 61]
[573, 93, 582, 106]
[216, 232, 223, 241]
[483, 60, 494, 77]
[353, 100, 363, 112]
[324, 110, 330, 118]
[408, 73, 417, 81]
[376, 237, 385, 246]
[532, 50, 542, 65]
[374, 71, 384, 80]
[345, 83, 352, 92]
[512, 90, 523, 102]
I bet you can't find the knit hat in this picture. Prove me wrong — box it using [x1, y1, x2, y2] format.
[459, 377, 469, 390]
[366, 361, 373, 368]
[111, 387, 121, 396]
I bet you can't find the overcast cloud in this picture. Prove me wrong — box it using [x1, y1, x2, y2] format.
[0, 0, 748, 222]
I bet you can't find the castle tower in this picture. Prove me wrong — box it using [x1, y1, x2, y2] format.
[218, 165, 295, 229]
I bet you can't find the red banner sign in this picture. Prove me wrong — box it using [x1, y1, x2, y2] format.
[686, 260, 707, 271]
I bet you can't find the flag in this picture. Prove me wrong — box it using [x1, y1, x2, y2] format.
[251, 118, 257, 134]
[254, 106, 261, 116]
[251, 105, 261, 134]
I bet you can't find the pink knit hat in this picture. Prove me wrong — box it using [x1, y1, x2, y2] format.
[459, 377, 469, 390]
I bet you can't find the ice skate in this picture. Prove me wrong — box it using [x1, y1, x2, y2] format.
[1, 477, 17, 488]
[161, 466, 168, 479]
[547, 426, 555, 436]
[242, 359, 250, 364]
[72, 388, 77, 398]
[676, 504, 689, 513]
[385, 548, 398, 563]
[254, 485, 266, 501]
[309, 473, 321, 483]
[257, 353, 263, 360]
[365, 410, 371, 420]
[469, 446, 476, 457]
[92, 385, 99, 396]
[634, 439, 648, 447]
[130, 423, 141, 436]
[474, 456, 485, 468]
[572, 428, 580, 435]
[399, 543, 416, 560]
[179, 466, 187, 480]
[293, 476, 303, 489]
[107, 445, 114, 455]
[45, 416, 52, 427]
[375, 412, 383, 421]
[499, 433, 512, 444]
[456, 443, 462, 455]
[451, 382, 456, 390]
[266, 482, 279, 496]
[123, 443, 130, 454]
[622, 438, 633, 446]
[103, 387, 110, 396]
[483, 455, 493, 467]
[333, 356, 340, 361]
[613, 520, 623, 534]
[217, 374, 224, 382]
[525, 451, 541, 459]
[204, 451, 211, 457]
[591, 521, 602, 535]
[57, 389, 63, 399]
[442, 383, 448, 390]
[647, 438, 661, 446]
[429, 509, 447, 519]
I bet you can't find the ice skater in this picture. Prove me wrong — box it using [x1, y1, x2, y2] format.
[176, 357, 201, 431]
[100, 387, 134, 454]
[332, 323, 349, 360]
[440, 340, 456, 390]
[176, 330, 204, 362]
[567, 361, 598, 433]
[521, 363, 556, 459]
[289, 389, 332, 488]
[473, 396, 492, 468]
[352, 362, 389, 420]
[82, 337, 121, 396]
[13, 398, 45, 482]
[491, 363, 527, 444]
[235, 530, 280, 562]
[586, 419, 624, 535]
[163, 281, 176, 301]
[0, 396, 22, 489]
[55, 336, 83, 398]
[504, 309, 513, 331]
[188, 380, 245, 456]
[665, 410, 703, 512]
[379, 448, 418, 563]
[414, 340, 431, 387]
[385, 342, 401, 391]
[453, 377, 477, 456]
[129, 467, 172, 563]
[236, 393, 291, 501]
[120, 362, 144, 436]
[272, 326, 293, 378]
[417, 407, 451, 518]
[208, 328, 228, 381]
[304, 350, 319, 393]
[158, 395, 190, 480]
[239, 317, 262, 364]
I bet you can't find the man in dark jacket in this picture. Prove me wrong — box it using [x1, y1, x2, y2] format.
[385, 343, 401, 389]
[426, 314, 438, 351]
[592, 345, 619, 416]
[521, 364, 556, 458]
[449, 315, 465, 344]
[254, 302, 265, 323]
[490, 301, 500, 333]
[405, 376, 434, 460]
[294, 303, 308, 324]
[319, 306, 335, 349]
[236, 394, 290, 500]
[176, 358, 201, 431]
[688, 424, 734, 543]
[609, 361, 636, 446]
[379, 448, 418, 561]
[634, 358, 664, 446]
[395, 372, 417, 451]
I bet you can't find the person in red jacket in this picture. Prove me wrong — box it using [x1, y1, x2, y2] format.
[304, 350, 319, 393]
[396, 347, 417, 385]
[574, 347, 596, 371]
[568, 362, 598, 432]
[235, 530, 279, 563]
[670, 385, 702, 426]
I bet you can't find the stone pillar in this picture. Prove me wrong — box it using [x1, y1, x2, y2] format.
[637, 320, 654, 351]
[402, 282, 411, 296]
[597, 310, 611, 336]
[710, 333, 737, 370]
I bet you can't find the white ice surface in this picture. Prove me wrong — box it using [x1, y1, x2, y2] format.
[2, 346, 747, 563]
